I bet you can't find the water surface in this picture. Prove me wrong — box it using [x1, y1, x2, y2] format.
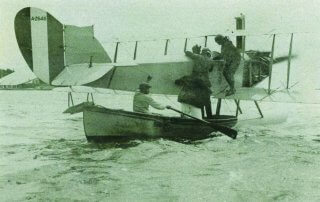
[1, 90, 320, 201]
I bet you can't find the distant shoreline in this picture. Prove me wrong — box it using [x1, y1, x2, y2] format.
[0, 87, 55, 91]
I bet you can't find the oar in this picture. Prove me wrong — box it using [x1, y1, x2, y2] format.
[167, 106, 237, 139]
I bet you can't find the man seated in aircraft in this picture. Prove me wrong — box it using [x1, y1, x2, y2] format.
[133, 82, 170, 113]
[214, 35, 241, 96]
[185, 46, 214, 118]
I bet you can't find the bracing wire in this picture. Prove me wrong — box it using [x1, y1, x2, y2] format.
[98, 31, 320, 45]
[163, 94, 179, 108]
[223, 99, 232, 114]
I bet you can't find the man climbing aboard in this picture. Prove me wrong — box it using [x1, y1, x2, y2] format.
[175, 75, 211, 119]
[182, 46, 214, 118]
[214, 35, 241, 96]
[185, 46, 213, 88]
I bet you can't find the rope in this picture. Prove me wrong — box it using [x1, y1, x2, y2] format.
[163, 94, 179, 108]
[223, 99, 232, 113]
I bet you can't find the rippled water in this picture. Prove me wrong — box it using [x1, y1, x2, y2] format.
[1, 90, 320, 201]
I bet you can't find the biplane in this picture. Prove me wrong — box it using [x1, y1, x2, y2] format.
[14, 7, 319, 141]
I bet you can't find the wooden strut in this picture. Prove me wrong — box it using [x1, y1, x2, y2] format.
[233, 99, 263, 118]
[107, 41, 120, 88]
[248, 62, 252, 86]
[86, 93, 95, 104]
[133, 41, 138, 60]
[62, 25, 67, 68]
[184, 38, 188, 52]
[234, 99, 242, 117]
[91, 93, 94, 104]
[164, 39, 169, 55]
[241, 36, 246, 58]
[254, 101, 264, 118]
[113, 42, 120, 63]
[67, 92, 70, 107]
[89, 56, 93, 68]
[216, 98, 222, 115]
[286, 33, 293, 89]
[204, 36, 208, 47]
[107, 67, 117, 88]
[258, 62, 262, 80]
[268, 34, 276, 94]
[68, 92, 74, 107]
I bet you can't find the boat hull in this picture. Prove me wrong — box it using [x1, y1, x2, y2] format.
[83, 106, 237, 142]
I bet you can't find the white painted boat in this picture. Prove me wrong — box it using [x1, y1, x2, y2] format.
[83, 105, 237, 142]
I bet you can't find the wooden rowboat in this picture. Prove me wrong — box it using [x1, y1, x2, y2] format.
[83, 105, 237, 142]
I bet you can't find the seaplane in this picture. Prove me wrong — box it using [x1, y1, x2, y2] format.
[14, 7, 319, 142]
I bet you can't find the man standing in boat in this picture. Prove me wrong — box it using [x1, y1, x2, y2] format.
[133, 82, 170, 113]
[184, 46, 214, 118]
[175, 75, 211, 119]
[214, 35, 241, 96]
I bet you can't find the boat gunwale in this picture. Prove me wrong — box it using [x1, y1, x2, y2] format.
[83, 105, 237, 124]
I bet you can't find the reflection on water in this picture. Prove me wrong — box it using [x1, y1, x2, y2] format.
[1, 90, 320, 201]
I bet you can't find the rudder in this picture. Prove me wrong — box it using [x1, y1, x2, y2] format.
[15, 7, 65, 84]
[14, 7, 112, 85]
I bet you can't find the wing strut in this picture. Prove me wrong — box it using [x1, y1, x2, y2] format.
[254, 101, 264, 118]
[286, 33, 294, 89]
[86, 93, 95, 104]
[184, 38, 188, 52]
[268, 34, 276, 94]
[235, 99, 242, 116]
[133, 41, 138, 60]
[164, 39, 169, 55]
[68, 90, 74, 107]
[216, 98, 222, 115]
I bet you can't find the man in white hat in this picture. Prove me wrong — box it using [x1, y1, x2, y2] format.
[133, 82, 170, 113]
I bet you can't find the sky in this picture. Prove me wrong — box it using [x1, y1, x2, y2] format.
[1, 0, 320, 73]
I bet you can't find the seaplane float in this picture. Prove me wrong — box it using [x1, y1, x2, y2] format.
[14, 7, 320, 142]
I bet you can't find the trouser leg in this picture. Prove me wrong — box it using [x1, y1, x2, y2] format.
[181, 102, 190, 118]
[224, 59, 240, 90]
[189, 106, 202, 119]
[223, 68, 231, 88]
[204, 98, 212, 118]
[201, 107, 205, 118]
[229, 60, 240, 90]
[223, 68, 235, 91]
[229, 76, 235, 90]
[181, 102, 202, 119]
[205, 105, 212, 118]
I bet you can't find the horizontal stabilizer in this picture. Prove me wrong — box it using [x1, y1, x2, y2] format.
[52, 63, 114, 86]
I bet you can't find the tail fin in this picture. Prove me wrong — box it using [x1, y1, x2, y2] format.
[14, 7, 111, 85]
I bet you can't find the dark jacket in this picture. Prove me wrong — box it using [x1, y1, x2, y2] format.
[185, 51, 214, 87]
[175, 75, 211, 108]
[221, 40, 241, 65]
